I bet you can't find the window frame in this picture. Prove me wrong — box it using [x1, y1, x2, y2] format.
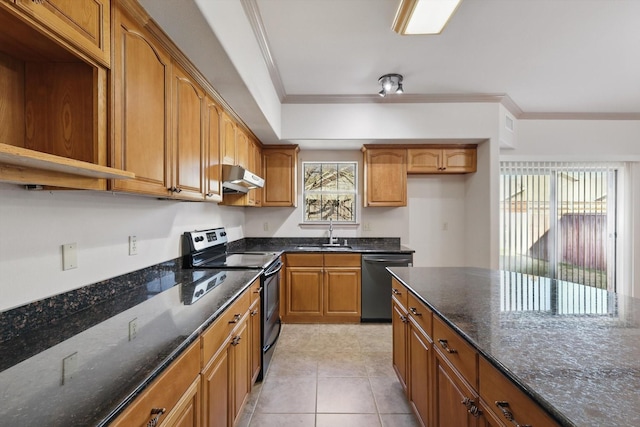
[301, 161, 358, 224]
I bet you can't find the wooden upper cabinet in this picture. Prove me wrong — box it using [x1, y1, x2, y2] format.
[407, 146, 477, 174]
[111, 4, 172, 196]
[204, 97, 222, 202]
[14, 0, 111, 67]
[235, 127, 249, 169]
[251, 137, 262, 206]
[363, 146, 407, 207]
[262, 145, 298, 207]
[171, 62, 204, 200]
[220, 112, 236, 165]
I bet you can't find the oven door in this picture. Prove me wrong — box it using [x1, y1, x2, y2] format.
[260, 258, 282, 380]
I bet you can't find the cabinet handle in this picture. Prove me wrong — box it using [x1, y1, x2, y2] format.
[254, 286, 263, 294]
[495, 401, 532, 427]
[409, 307, 422, 316]
[392, 288, 402, 295]
[206, 192, 214, 197]
[147, 408, 166, 427]
[250, 309, 258, 316]
[438, 339, 457, 353]
[231, 336, 242, 346]
[399, 314, 409, 324]
[229, 313, 242, 324]
[169, 186, 182, 193]
[461, 398, 482, 418]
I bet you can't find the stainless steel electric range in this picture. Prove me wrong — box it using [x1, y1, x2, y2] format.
[182, 227, 282, 381]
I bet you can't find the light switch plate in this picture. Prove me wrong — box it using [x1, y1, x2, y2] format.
[62, 243, 77, 270]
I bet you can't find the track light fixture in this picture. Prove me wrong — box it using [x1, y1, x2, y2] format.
[378, 73, 404, 97]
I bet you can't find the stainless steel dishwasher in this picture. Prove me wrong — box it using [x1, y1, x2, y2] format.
[361, 253, 413, 321]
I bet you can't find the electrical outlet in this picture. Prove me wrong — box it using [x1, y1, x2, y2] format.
[363, 223, 371, 231]
[62, 243, 78, 270]
[129, 318, 138, 341]
[129, 235, 137, 255]
[442, 222, 449, 231]
[62, 352, 78, 385]
[263, 222, 269, 231]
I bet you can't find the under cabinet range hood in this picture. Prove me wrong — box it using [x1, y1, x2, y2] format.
[221, 164, 265, 194]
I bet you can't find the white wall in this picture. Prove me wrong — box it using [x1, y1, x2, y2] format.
[0, 184, 244, 311]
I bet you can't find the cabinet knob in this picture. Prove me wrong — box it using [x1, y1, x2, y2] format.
[399, 314, 409, 324]
[231, 336, 242, 346]
[250, 309, 258, 316]
[495, 401, 531, 427]
[438, 339, 457, 353]
[229, 313, 242, 324]
[147, 408, 166, 427]
[206, 192, 214, 197]
[169, 186, 182, 193]
[392, 288, 401, 295]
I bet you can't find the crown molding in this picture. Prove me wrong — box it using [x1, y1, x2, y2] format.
[518, 112, 640, 120]
[241, 0, 286, 101]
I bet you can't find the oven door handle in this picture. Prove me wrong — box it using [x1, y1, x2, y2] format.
[264, 261, 283, 277]
[263, 317, 282, 353]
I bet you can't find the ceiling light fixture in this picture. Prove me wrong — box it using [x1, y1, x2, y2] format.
[392, 0, 462, 35]
[378, 73, 404, 97]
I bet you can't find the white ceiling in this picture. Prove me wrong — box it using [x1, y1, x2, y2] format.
[251, 0, 640, 116]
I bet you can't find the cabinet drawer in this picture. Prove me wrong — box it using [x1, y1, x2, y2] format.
[324, 253, 360, 267]
[249, 277, 262, 305]
[202, 290, 250, 365]
[111, 340, 200, 427]
[286, 253, 323, 267]
[407, 292, 432, 337]
[391, 278, 408, 309]
[479, 357, 559, 427]
[433, 316, 477, 389]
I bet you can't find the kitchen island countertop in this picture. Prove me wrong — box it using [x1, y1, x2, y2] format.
[387, 266, 640, 427]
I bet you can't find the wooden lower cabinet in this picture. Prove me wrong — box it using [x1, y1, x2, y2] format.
[201, 346, 229, 427]
[111, 341, 201, 427]
[434, 350, 479, 427]
[408, 319, 431, 427]
[284, 253, 361, 323]
[392, 296, 408, 392]
[249, 297, 262, 384]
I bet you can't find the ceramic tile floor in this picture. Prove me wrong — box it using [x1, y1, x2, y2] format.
[236, 323, 420, 427]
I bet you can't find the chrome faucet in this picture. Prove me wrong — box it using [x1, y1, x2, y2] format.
[328, 219, 338, 245]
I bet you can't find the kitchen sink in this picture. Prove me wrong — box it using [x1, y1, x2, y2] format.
[295, 245, 352, 251]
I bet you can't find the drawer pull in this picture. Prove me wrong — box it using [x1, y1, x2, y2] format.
[147, 408, 165, 427]
[392, 288, 401, 295]
[438, 339, 457, 353]
[231, 336, 242, 346]
[254, 286, 263, 293]
[229, 313, 242, 324]
[495, 401, 532, 427]
[461, 397, 482, 417]
[409, 307, 422, 316]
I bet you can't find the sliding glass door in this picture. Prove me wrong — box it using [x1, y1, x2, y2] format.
[500, 162, 617, 291]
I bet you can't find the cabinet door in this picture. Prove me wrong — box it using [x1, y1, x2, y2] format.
[112, 6, 171, 196]
[434, 351, 479, 427]
[407, 148, 441, 173]
[441, 148, 476, 173]
[286, 267, 323, 317]
[230, 318, 250, 426]
[409, 320, 431, 427]
[323, 267, 361, 318]
[161, 376, 201, 427]
[15, 0, 110, 66]
[171, 63, 204, 200]
[392, 297, 408, 392]
[364, 148, 407, 206]
[204, 97, 222, 202]
[220, 112, 236, 165]
[202, 344, 230, 427]
[252, 138, 262, 206]
[262, 146, 298, 207]
[249, 299, 261, 384]
[235, 128, 249, 169]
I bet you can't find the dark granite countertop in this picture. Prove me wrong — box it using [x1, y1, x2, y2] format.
[0, 267, 261, 427]
[232, 237, 414, 254]
[387, 267, 640, 427]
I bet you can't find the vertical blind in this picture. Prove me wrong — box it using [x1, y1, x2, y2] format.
[500, 162, 618, 294]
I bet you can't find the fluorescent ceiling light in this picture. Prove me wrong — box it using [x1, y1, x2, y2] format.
[392, 0, 462, 35]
